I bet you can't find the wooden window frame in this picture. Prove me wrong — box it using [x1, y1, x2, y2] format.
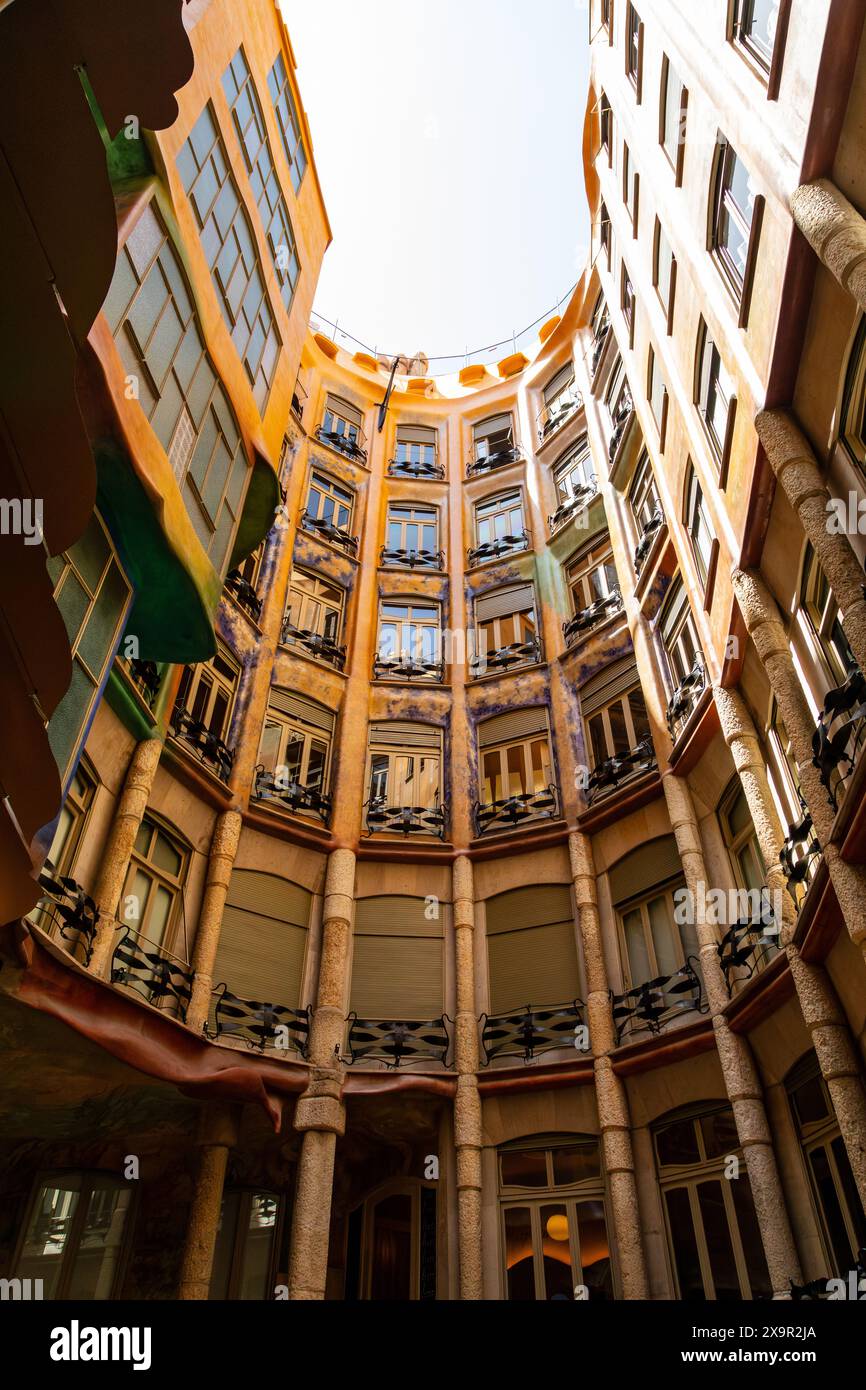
[376, 598, 443, 675]
[258, 707, 332, 795]
[652, 217, 678, 335]
[210, 1190, 285, 1301]
[175, 645, 239, 745]
[305, 468, 355, 532]
[659, 56, 688, 186]
[616, 878, 692, 989]
[729, 0, 791, 99]
[710, 138, 765, 323]
[625, 4, 644, 101]
[695, 321, 737, 486]
[585, 684, 651, 770]
[12, 1171, 136, 1301]
[366, 741, 442, 812]
[480, 731, 554, 806]
[567, 538, 619, 614]
[122, 813, 188, 956]
[684, 461, 719, 607]
[474, 489, 527, 547]
[286, 567, 344, 648]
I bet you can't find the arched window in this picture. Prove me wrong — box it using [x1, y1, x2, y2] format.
[841, 315, 866, 472]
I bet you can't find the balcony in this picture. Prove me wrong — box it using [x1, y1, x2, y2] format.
[373, 652, 445, 683]
[470, 635, 542, 678]
[537, 385, 583, 444]
[780, 796, 822, 907]
[717, 912, 781, 996]
[388, 456, 445, 481]
[467, 442, 523, 478]
[563, 590, 623, 648]
[474, 784, 559, 837]
[811, 666, 866, 809]
[548, 481, 597, 533]
[379, 545, 444, 571]
[480, 999, 586, 1064]
[315, 421, 367, 464]
[468, 530, 530, 567]
[111, 929, 195, 1022]
[291, 378, 308, 422]
[365, 799, 448, 839]
[608, 390, 634, 463]
[611, 959, 707, 1043]
[666, 656, 707, 743]
[33, 870, 99, 966]
[634, 506, 664, 575]
[208, 983, 311, 1055]
[169, 704, 235, 783]
[586, 737, 656, 805]
[300, 511, 359, 556]
[224, 568, 262, 623]
[253, 766, 332, 825]
[344, 1015, 451, 1068]
[125, 658, 161, 707]
[280, 618, 346, 670]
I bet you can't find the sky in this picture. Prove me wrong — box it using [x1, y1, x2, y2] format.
[280, 0, 591, 368]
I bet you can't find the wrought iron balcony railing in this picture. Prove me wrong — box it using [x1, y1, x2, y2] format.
[300, 512, 359, 555]
[365, 799, 447, 839]
[379, 545, 444, 571]
[111, 929, 195, 1021]
[126, 658, 161, 707]
[468, 530, 530, 567]
[717, 912, 782, 995]
[467, 444, 523, 477]
[280, 619, 346, 670]
[548, 482, 597, 533]
[780, 796, 822, 907]
[608, 391, 634, 463]
[666, 656, 707, 742]
[208, 983, 311, 1054]
[344, 1015, 451, 1068]
[32, 871, 99, 965]
[169, 704, 235, 783]
[563, 589, 623, 647]
[480, 999, 586, 1064]
[811, 665, 866, 809]
[791, 1251, 866, 1301]
[224, 568, 262, 622]
[315, 423, 368, 464]
[474, 784, 559, 837]
[611, 958, 706, 1043]
[586, 736, 656, 805]
[537, 386, 583, 444]
[388, 456, 445, 481]
[373, 653, 445, 683]
[470, 635, 542, 677]
[634, 507, 665, 574]
[253, 766, 332, 825]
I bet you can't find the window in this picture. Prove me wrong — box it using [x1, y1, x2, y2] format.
[696, 321, 736, 474]
[223, 48, 301, 314]
[621, 263, 635, 340]
[474, 584, 538, 670]
[474, 491, 527, 552]
[376, 600, 442, 678]
[605, 355, 626, 419]
[786, 1055, 866, 1277]
[174, 647, 239, 748]
[711, 139, 759, 302]
[319, 394, 366, 460]
[732, 0, 783, 76]
[599, 199, 612, 266]
[385, 503, 439, 558]
[367, 725, 442, 813]
[841, 317, 866, 472]
[585, 679, 651, 770]
[499, 1137, 613, 1301]
[626, 4, 643, 98]
[210, 1191, 283, 1301]
[684, 462, 716, 589]
[394, 424, 438, 474]
[121, 815, 187, 952]
[619, 879, 696, 989]
[103, 206, 252, 571]
[648, 347, 668, 439]
[14, 1173, 134, 1299]
[653, 218, 677, 331]
[344, 1183, 438, 1301]
[592, 291, 610, 343]
[257, 694, 332, 799]
[305, 470, 354, 533]
[554, 439, 596, 507]
[284, 568, 344, 650]
[719, 781, 767, 898]
[655, 1104, 772, 1299]
[178, 106, 281, 411]
[600, 0, 612, 31]
[800, 544, 856, 687]
[623, 143, 639, 232]
[479, 718, 553, 806]
[472, 412, 517, 467]
[660, 578, 703, 694]
[540, 364, 578, 439]
[46, 512, 132, 784]
[660, 56, 687, 182]
[42, 764, 96, 882]
[600, 91, 612, 159]
[629, 449, 661, 535]
[267, 51, 308, 193]
[568, 538, 619, 615]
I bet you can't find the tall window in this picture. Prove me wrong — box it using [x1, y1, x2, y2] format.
[629, 449, 661, 535]
[599, 199, 612, 265]
[600, 91, 612, 158]
[601, 0, 612, 31]
[621, 263, 635, 339]
[660, 56, 687, 181]
[320, 394, 365, 459]
[284, 568, 344, 649]
[258, 697, 331, 798]
[648, 347, 668, 438]
[103, 206, 252, 570]
[367, 729, 441, 812]
[653, 219, 677, 330]
[800, 544, 855, 687]
[14, 1173, 134, 1300]
[719, 781, 767, 897]
[732, 0, 783, 76]
[376, 601, 442, 675]
[223, 48, 301, 314]
[385, 503, 438, 557]
[684, 463, 716, 588]
[474, 491, 526, 550]
[655, 1105, 772, 1299]
[174, 647, 239, 748]
[585, 679, 651, 770]
[480, 720, 553, 805]
[540, 364, 578, 439]
[618, 879, 696, 989]
[472, 412, 517, 466]
[210, 1191, 283, 1301]
[696, 321, 736, 472]
[711, 139, 759, 301]
[121, 816, 187, 952]
[500, 1137, 613, 1301]
[786, 1055, 866, 1277]
[305, 470, 354, 532]
[554, 439, 596, 507]
[568, 538, 619, 615]
[625, 4, 643, 97]
[42, 764, 96, 882]
[660, 577, 703, 693]
[474, 585, 538, 669]
[178, 106, 281, 411]
[623, 143, 639, 232]
[394, 424, 438, 474]
[267, 52, 308, 193]
[841, 317, 866, 472]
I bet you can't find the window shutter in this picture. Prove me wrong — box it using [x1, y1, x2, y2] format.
[475, 584, 536, 624]
[369, 721, 441, 749]
[544, 364, 574, 403]
[397, 425, 437, 445]
[326, 393, 361, 426]
[474, 412, 512, 441]
[579, 657, 640, 716]
[269, 688, 335, 733]
[477, 706, 548, 748]
[211, 870, 311, 1013]
[350, 937, 443, 1018]
[354, 896, 442, 938]
[488, 926, 580, 1014]
[486, 885, 573, 934]
[609, 835, 683, 905]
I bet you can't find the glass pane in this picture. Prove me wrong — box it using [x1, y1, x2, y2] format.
[553, 1144, 600, 1185]
[501, 1150, 547, 1188]
[588, 714, 608, 768]
[209, 1192, 240, 1299]
[832, 1135, 866, 1254]
[665, 1187, 706, 1300]
[623, 907, 651, 985]
[810, 1145, 857, 1273]
[258, 723, 282, 774]
[506, 743, 527, 797]
[238, 1194, 278, 1300]
[608, 700, 628, 755]
[17, 1180, 81, 1298]
[529, 738, 550, 793]
[541, 1204, 575, 1300]
[66, 1186, 132, 1299]
[145, 884, 173, 948]
[700, 1108, 739, 1161]
[369, 754, 389, 803]
[657, 1118, 700, 1167]
[483, 750, 502, 804]
[697, 1180, 741, 1300]
[792, 1075, 829, 1129]
[504, 1207, 535, 1300]
[152, 831, 182, 879]
[306, 741, 326, 792]
[730, 1173, 773, 1297]
[369, 1194, 412, 1301]
[576, 1199, 613, 1300]
[418, 756, 439, 807]
[648, 894, 679, 976]
[283, 734, 303, 783]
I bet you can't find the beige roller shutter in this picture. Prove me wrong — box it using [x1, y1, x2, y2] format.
[544, 363, 575, 403]
[475, 584, 535, 624]
[354, 896, 438, 936]
[486, 885, 579, 1015]
[211, 870, 311, 1012]
[396, 424, 437, 445]
[269, 689, 335, 733]
[486, 885, 573, 934]
[350, 895, 443, 1018]
[326, 392, 361, 426]
[478, 706, 548, 748]
[609, 835, 682, 905]
[579, 656, 640, 716]
[474, 411, 512, 441]
[369, 721, 441, 749]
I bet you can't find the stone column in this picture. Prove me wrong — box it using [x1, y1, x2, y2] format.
[452, 855, 483, 1300]
[713, 683, 866, 1210]
[569, 831, 649, 1299]
[177, 1103, 240, 1300]
[755, 408, 866, 675]
[662, 773, 802, 1296]
[791, 178, 866, 314]
[285, 847, 354, 1300]
[731, 567, 866, 961]
[185, 810, 243, 1032]
[88, 737, 163, 975]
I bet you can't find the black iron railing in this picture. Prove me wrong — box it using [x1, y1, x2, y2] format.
[300, 512, 359, 555]
[224, 569, 262, 622]
[811, 666, 866, 809]
[253, 766, 332, 825]
[373, 653, 445, 682]
[474, 785, 559, 837]
[111, 929, 195, 1021]
[379, 546, 444, 571]
[467, 444, 523, 477]
[563, 590, 623, 647]
[586, 737, 656, 804]
[548, 482, 597, 532]
[537, 387, 583, 444]
[280, 619, 346, 670]
[169, 705, 235, 783]
[791, 1250, 866, 1301]
[611, 959, 706, 1043]
[208, 983, 311, 1054]
[365, 800, 447, 839]
[470, 636, 542, 677]
[32, 871, 99, 965]
[126, 659, 161, 707]
[468, 530, 530, 567]
[608, 391, 634, 463]
[666, 656, 707, 742]
[388, 457, 445, 481]
[717, 913, 782, 995]
[481, 1000, 586, 1064]
[344, 1015, 451, 1068]
[634, 507, 664, 574]
[780, 796, 822, 907]
[315, 424, 367, 464]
